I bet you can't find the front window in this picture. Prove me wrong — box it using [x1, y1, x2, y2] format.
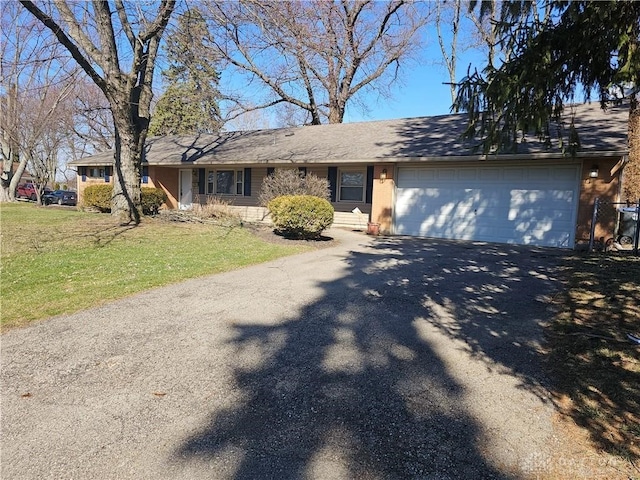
[236, 170, 244, 195]
[207, 170, 243, 195]
[339, 171, 365, 202]
[217, 170, 235, 194]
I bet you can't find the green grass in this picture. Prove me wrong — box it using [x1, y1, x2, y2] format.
[1, 203, 309, 329]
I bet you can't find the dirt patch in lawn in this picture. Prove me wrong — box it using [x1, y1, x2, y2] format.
[544, 253, 640, 477]
[245, 223, 340, 248]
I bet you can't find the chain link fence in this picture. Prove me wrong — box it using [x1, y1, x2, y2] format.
[589, 199, 640, 254]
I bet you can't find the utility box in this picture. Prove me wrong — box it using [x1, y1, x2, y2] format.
[618, 207, 638, 244]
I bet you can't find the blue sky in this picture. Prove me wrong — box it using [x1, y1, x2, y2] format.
[342, 67, 457, 122]
[342, 41, 486, 123]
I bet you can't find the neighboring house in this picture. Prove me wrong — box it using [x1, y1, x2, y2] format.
[70, 103, 629, 248]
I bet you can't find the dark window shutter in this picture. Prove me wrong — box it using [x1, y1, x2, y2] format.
[244, 168, 251, 196]
[267, 167, 275, 177]
[198, 168, 205, 195]
[80, 167, 87, 182]
[104, 166, 110, 183]
[142, 166, 149, 184]
[328, 166, 338, 202]
[365, 165, 374, 204]
[298, 167, 307, 177]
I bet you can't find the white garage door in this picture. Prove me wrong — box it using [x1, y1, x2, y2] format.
[395, 163, 580, 247]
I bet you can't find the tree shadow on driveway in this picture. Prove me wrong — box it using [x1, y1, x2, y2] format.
[173, 236, 566, 479]
[372, 237, 563, 393]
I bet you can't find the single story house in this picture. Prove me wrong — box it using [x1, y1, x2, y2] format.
[70, 102, 629, 249]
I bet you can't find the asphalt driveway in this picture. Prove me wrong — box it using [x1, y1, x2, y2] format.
[2, 229, 572, 479]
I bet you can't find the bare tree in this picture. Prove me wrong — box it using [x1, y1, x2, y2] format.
[20, 0, 176, 223]
[434, 0, 506, 106]
[225, 108, 272, 132]
[2, 2, 36, 202]
[20, 82, 75, 204]
[463, 0, 499, 67]
[205, 0, 427, 125]
[435, 1, 551, 108]
[435, 0, 462, 104]
[71, 78, 115, 152]
[463, 1, 553, 67]
[1, 2, 75, 203]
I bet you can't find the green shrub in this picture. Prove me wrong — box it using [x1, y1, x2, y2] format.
[259, 169, 330, 206]
[141, 187, 167, 215]
[83, 185, 167, 215]
[83, 184, 113, 212]
[268, 195, 334, 239]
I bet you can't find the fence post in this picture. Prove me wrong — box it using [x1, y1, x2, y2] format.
[589, 197, 599, 252]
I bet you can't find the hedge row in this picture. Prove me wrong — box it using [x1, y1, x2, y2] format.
[83, 185, 167, 215]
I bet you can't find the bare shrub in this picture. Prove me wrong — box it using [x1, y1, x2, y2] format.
[160, 196, 241, 225]
[259, 169, 330, 206]
[191, 196, 240, 221]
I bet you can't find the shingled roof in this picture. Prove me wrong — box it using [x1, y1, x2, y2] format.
[71, 102, 629, 167]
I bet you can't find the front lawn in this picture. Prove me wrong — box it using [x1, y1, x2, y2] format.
[546, 253, 640, 465]
[1, 203, 309, 329]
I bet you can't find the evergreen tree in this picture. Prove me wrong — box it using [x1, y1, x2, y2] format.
[150, 8, 222, 136]
[454, 1, 640, 200]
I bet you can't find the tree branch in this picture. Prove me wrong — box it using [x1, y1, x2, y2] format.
[114, 0, 136, 48]
[19, 1, 105, 91]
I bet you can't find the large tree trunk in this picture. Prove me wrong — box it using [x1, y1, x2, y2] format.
[111, 113, 143, 224]
[0, 151, 26, 203]
[1, 82, 20, 202]
[625, 95, 640, 202]
[327, 102, 345, 124]
[0, 166, 14, 202]
[1, 159, 15, 202]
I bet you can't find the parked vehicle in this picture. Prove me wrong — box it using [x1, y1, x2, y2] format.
[16, 183, 52, 201]
[43, 190, 77, 206]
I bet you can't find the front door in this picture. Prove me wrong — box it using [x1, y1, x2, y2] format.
[179, 169, 192, 210]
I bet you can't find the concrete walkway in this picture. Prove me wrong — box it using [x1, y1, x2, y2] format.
[2, 229, 575, 479]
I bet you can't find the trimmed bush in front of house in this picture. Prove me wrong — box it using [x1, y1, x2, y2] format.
[268, 194, 334, 239]
[83, 184, 113, 212]
[140, 187, 168, 215]
[83, 185, 167, 215]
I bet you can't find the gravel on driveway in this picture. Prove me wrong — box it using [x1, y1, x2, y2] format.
[1, 229, 599, 479]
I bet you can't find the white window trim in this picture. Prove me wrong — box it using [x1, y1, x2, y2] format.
[338, 168, 366, 203]
[235, 170, 244, 195]
[207, 169, 244, 196]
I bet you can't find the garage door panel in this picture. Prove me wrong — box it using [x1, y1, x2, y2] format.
[395, 164, 579, 247]
[458, 169, 479, 181]
[478, 168, 502, 181]
[504, 168, 526, 181]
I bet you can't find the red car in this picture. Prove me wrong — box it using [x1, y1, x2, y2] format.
[16, 183, 52, 201]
